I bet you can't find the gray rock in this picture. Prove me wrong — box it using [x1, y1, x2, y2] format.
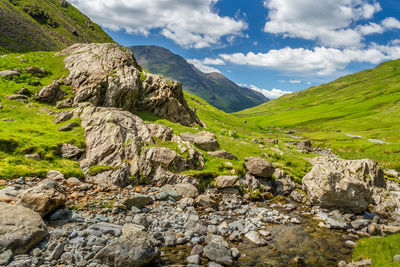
[303, 156, 385, 213]
[194, 131, 219, 151]
[5, 94, 28, 103]
[46, 170, 65, 181]
[0, 250, 13, 265]
[173, 183, 199, 198]
[155, 191, 169, 200]
[47, 243, 64, 261]
[0, 202, 47, 254]
[58, 122, 79, 131]
[180, 132, 196, 142]
[351, 219, 370, 230]
[61, 143, 83, 160]
[190, 244, 204, 255]
[245, 157, 275, 178]
[17, 179, 66, 216]
[123, 194, 153, 209]
[15, 88, 31, 96]
[344, 240, 356, 248]
[297, 140, 313, 152]
[393, 254, 400, 262]
[0, 70, 20, 79]
[203, 243, 233, 265]
[245, 231, 267, 246]
[195, 194, 217, 209]
[161, 185, 182, 200]
[214, 176, 239, 189]
[187, 254, 201, 265]
[207, 150, 237, 160]
[35, 79, 65, 104]
[25, 66, 45, 75]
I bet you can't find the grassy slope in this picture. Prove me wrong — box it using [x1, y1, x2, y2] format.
[352, 233, 400, 267]
[0, 0, 113, 53]
[0, 52, 85, 179]
[236, 59, 400, 170]
[139, 92, 313, 184]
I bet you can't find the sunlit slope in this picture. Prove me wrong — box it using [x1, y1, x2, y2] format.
[236, 59, 400, 169]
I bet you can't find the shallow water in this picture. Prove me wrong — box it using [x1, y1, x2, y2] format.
[162, 205, 352, 266]
[237, 215, 352, 266]
[346, 133, 389, 144]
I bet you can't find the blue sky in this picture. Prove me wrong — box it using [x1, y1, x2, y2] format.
[70, 0, 400, 98]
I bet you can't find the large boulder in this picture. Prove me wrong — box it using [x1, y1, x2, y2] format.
[35, 79, 65, 104]
[194, 131, 219, 151]
[59, 43, 202, 127]
[94, 227, 157, 266]
[302, 156, 385, 213]
[0, 202, 47, 254]
[245, 157, 275, 178]
[17, 179, 66, 216]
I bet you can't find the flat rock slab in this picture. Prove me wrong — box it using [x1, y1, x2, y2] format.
[0, 202, 48, 254]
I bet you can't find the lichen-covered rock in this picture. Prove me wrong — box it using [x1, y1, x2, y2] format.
[17, 179, 66, 216]
[245, 157, 275, 178]
[60, 43, 201, 126]
[303, 156, 385, 213]
[0, 202, 47, 254]
[35, 79, 65, 104]
[194, 131, 219, 151]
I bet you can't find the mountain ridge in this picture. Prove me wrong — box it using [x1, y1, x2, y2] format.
[0, 0, 113, 53]
[129, 45, 269, 113]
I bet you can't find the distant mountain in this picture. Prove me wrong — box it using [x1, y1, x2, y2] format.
[129, 45, 269, 113]
[0, 0, 113, 53]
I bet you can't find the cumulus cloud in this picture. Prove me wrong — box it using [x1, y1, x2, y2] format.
[186, 59, 221, 73]
[382, 17, 400, 29]
[289, 80, 301, 84]
[220, 44, 400, 75]
[69, 0, 247, 49]
[357, 22, 384, 35]
[263, 0, 382, 48]
[248, 85, 292, 99]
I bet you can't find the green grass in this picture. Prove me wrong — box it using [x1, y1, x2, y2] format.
[352, 233, 400, 267]
[0, 51, 85, 179]
[138, 92, 313, 185]
[236, 59, 400, 170]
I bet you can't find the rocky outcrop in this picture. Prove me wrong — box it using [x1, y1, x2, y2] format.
[79, 105, 201, 187]
[0, 202, 47, 254]
[35, 79, 65, 104]
[59, 43, 202, 127]
[302, 156, 386, 213]
[17, 179, 66, 216]
[245, 157, 275, 178]
[194, 131, 219, 151]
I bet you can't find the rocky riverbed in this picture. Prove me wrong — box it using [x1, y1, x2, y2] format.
[1, 169, 400, 267]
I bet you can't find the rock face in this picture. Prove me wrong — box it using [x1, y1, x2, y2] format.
[0, 202, 47, 254]
[303, 156, 386, 213]
[80, 105, 200, 187]
[17, 179, 66, 216]
[194, 131, 219, 151]
[59, 43, 202, 127]
[35, 79, 65, 104]
[245, 157, 275, 178]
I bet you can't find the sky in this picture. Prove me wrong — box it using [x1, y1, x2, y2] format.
[69, 0, 400, 99]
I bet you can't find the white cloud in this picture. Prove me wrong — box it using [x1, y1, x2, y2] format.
[382, 17, 400, 29]
[289, 80, 301, 84]
[220, 44, 400, 76]
[248, 85, 292, 99]
[263, 0, 382, 48]
[357, 22, 384, 35]
[203, 58, 225, 65]
[69, 0, 247, 49]
[186, 59, 221, 73]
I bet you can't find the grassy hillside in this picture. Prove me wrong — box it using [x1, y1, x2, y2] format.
[130, 45, 269, 113]
[0, 51, 85, 178]
[236, 59, 400, 170]
[0, 50, 311, 183]
[0, 0, 113, 53]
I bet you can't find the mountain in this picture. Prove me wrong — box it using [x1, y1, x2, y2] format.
[237, 59, 400, 170]
[0, 0, 113, 53]
[129, 45, 269, 113]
